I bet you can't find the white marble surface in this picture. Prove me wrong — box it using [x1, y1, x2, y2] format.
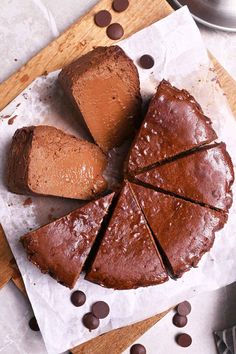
[0, 1, 236, 354]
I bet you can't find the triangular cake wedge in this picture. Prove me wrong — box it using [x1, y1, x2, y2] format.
[7, 125, 107, 200]
[85, 181, 168, 289]
[136, 143, 234, 212]
[127, 80, 217, 174]
[21, 193, 114, 288]
[130, 183, 226, 278]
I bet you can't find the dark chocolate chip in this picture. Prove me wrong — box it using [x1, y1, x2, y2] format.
[130, 343, 146, 354]
[92, 301, 110, 319]
[176, 333, 192, 347]
[176, 301, 191, 316]
[82, 312, 100, 330]
[94, 10, 112, 27]
[173, 314, 188, 328]
[106, 23, 124, 40]
[112, 0, 129, 12]
[70, 290, 86, 307]
[29, 316, 40, 332]
[139, 55, 155, 69]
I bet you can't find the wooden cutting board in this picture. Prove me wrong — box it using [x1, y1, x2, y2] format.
[0, 0, 236, 353]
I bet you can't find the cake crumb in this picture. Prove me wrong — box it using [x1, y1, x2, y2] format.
[8, 115, 17, 125]
[23, 197, 32, 206]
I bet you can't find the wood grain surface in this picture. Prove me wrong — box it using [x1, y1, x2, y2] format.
[0, 225, 14, 290]
[0, 225, 25, 293]
[0, 0, 236, 353]
[72, 310, 170, 354]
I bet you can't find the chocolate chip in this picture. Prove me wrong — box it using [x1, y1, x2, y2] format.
[173, 314, 188, 328]
[82, 313, 100, 330]
[70, 290, 86, 307]
[176, 333, 192, 347]
[106, 23, 124, 40]
[94, 10, 112, 27]
[139, 55, 155, 69]
[92, 301, 110, 319]
[176, 301, 191, 316]
[112, 0, 129, 12]
[130, 343, 146, 354]
[29, 316, 40, 331]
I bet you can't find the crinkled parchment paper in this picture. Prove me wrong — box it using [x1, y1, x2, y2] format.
[0, 7, 236, 354]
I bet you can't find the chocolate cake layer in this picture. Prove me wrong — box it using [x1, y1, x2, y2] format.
[59, 46, 142, 152]
[127, 80, 217, 174]
[130, 183, 226, 278]
[137, 142, 234, 212]
[86, 181, 168, 289]
[7, 125, 107, 200]
[21, 193, 114, 288]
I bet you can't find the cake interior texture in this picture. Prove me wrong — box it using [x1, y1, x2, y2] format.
[59, 46, 142, 152]
[7, 125, 108, 200]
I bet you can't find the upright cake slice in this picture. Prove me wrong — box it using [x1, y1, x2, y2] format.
[21, 193, 114, 288]
[130, 183, 226, 278]
[59, 46, 142, 152]
[86, 181, 168, 289]
[7, 125, 107, 200]
[127, 80, 217, 174]
[136, 143, 234, 212]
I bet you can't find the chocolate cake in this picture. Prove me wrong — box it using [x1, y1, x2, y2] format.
[7, 125, 107, 200]
[21, 193, 114, 288]
[136, 142, 234, 212]
[59, 46, 142, 152]
[130, 183, 227, 278]
[127, 80, 217, 174]
[14, 64, 233, 290]
[85, 181, 168, 289]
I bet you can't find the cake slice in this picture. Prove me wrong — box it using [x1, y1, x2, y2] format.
[59, 46, 142, 152]
[21, 192, 114, 288]
[130, 183, 226, 278]
[127, 80, 217, 174]
[85, 181, 168, 289]
[7, 125, 107, 200]
[136, 143, 234, 212]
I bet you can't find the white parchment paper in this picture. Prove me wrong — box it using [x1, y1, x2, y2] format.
[0, 7, 236, 354]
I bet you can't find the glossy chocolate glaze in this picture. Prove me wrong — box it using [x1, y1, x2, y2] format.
[59, 46, 142, 152]
[130, 183, 226, 278]
[7, 125, 107, 200]
[21, 193, 114, 288]
[127, 80, 217, 174]
[137, 142, 234, 212]
[85, 181, 168, 289]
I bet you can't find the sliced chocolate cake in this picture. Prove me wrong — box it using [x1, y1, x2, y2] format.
[59, 46, 142, 152]
[130, 183, 226, 278]
[86, 181, 168, 289]
[7, 125, 107, 200]
[21, 193, 114, 288]
[136, 142, 234, 212]
[127, 80, 217, 174]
